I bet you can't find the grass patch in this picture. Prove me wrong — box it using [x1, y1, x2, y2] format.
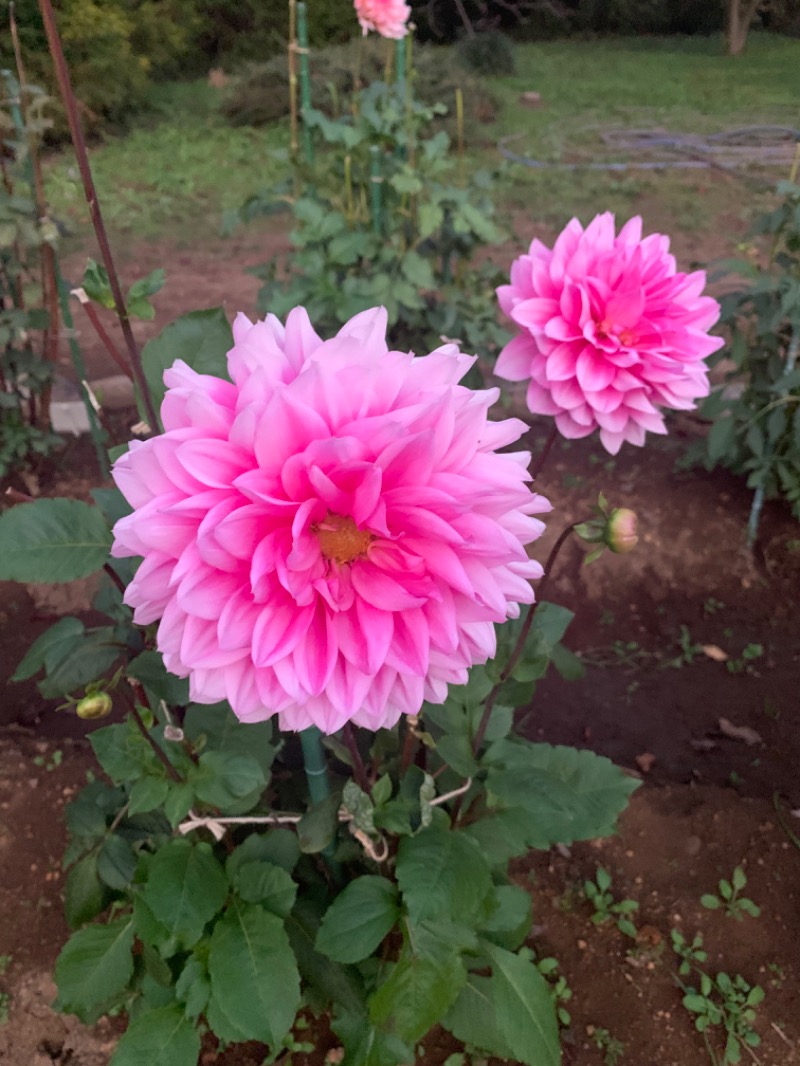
[44, 34, 799, 247]
[46, 81, 290, 243]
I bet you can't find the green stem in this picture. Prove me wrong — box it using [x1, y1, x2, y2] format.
[296, 2, 314, 165]
[369, 145, 383, 236]
[299, 726, 332, 806]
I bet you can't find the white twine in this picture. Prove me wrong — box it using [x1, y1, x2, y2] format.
[176, 777, 473, 860]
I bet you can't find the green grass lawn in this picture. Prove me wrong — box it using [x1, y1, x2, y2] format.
[45, 33, 800, 247]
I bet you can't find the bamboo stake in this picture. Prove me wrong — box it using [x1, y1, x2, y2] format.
[288, 0, 299, 158]
[295, 2, 314, 164]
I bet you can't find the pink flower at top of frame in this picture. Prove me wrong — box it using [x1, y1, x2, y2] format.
[354, 0, 410, 39]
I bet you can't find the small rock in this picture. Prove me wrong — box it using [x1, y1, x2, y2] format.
[685, 835, 702, 857]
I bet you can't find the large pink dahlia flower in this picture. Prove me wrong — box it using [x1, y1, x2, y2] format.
[354, 0, 410, 38]
[496, 213, 724, 454]
[111, 307, 549, 734]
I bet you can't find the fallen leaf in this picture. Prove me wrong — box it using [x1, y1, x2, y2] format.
[635, 752, 657, 773]
[718, 717, 763, 747]
[702, 644, 728, 662]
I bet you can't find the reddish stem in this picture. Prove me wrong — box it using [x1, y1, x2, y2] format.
[36, 0, 159, 432]
[78, 300, 134, 380]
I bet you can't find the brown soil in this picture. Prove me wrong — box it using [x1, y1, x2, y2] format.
[1, 231, 799, 1064]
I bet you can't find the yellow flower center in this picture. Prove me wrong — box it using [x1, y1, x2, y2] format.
[315, 513, 373, 565]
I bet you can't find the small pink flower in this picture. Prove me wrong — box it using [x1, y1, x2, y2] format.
[495, 213, 724, 454]
[111, 307, 549, 734]
[354, 0, 410, 39]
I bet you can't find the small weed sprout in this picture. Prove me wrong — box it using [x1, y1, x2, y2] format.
[0, 954, 11, 1026]
[583, 867, 639, 938]
[589, 1026, 625, 1065]
[725, 644, 764, 675]
[701, 867, 761, 920]
[536, 955, 573, 1026]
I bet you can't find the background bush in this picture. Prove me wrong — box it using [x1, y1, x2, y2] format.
[220, 39, 498, 141]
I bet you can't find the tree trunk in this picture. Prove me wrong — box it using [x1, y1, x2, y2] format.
[726, 0, 763, 56]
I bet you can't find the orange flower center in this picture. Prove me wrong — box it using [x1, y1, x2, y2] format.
[315, 513, 373, 565]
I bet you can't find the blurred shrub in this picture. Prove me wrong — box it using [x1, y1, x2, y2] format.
[221, 38, 498, 141]
[454, 30, 516, 76]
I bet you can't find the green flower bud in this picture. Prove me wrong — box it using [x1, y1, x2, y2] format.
[76, 692, 113, 720]
[605, 508, 638, 554]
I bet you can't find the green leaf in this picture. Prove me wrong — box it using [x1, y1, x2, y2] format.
[234, 861, 297, 916]
[141, 308, 233, 417]
[64, 854, 106, 929]
[332, 1010, 413, 1066]
[175, 957, 210, 1021]
[97, 834, 138, 889]
[82, 258, 114, 309]
[194, 750, 266, 811]
[38, 627, 120, 698]
[207, 902, 300, 1046]
[297, 793, 340, 854]
[142, 839, 228, 948]
[316, 876, 400, 964]
[485, 740, 639, 846]
[110, 1004, 200, 1066]
[163, 783, 195, 828]
[183, 702, 274, 774]
[417, 202, 444, 240]
[480, 884, 532, 951]
[91, 722, 155, 784]
[12, 617, 85, 682]
[0, 499, 111, 582]
[732, 866, 747, 892]
[369, 943, 466, 1044]
[435, 734, 479, 777]
[396, 826, 492, 925]
[286, 900, 367, 1017]
[127, 652, 190, 707]
[126, 269, 166, 321]
[484, 944, 560, 1066]
[443, 974, 514, 1060]
[226, 829, 300, 878]
[550, 642, 586, 681]
[708, 416, 737, 463]
[701, 893, 721, 910]
[55, 918, 134, 1023]
[128, 775, 171, 817]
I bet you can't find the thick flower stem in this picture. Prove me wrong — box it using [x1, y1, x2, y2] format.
[470, 521, 579, 758]
[342, 722, 372, 795]
[530, 425, 558, 482]
[37, 0, 160, 434]
[121, 685, 183, 784]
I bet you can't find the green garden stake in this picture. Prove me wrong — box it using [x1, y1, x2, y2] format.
[369, 145, 383, 236]
[300, 726, 341, 873]
[395, 37, 406, 96]
[2, 69, 107, 477]
[296, 2, 314, 164]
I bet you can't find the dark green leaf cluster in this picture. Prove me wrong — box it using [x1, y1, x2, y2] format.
[1, 78, 63, 480]
[692, 181, 800, 522]
[227, 80, 507, 361]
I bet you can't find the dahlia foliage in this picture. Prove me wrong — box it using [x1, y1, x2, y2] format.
[112, 307, 549, 734]
[354, 0, 411, 38]
[496, 213, 724, 454]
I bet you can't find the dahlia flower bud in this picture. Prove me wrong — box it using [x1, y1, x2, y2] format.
[76, 692, 113, 720]
[605, 508, 638, 554]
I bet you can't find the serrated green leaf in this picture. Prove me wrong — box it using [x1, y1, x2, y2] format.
[176, 956, 210, 1021]
[55, 918, 134, 1023]
[194, 750, 266, 811]
[286, 899, 366, 1017]
[480, 884, 532, 950]
[316, 876, 399, 964]
[443, 974, 515, 1060]
[64, 854, 106, 929]
[183, 702, 273, 774]
[128, 775, 171, 817]
[12, 617, 85, 682]
[485, 740, 639, 846]
[97, 835, 138, 889]
[110, 1004, 200, 1066]
[208, 902, 300, 1046]
[141, 308, 233, 419]
[0, 499, 111, 582]
[369, 943, 466, 1044]
[127, 652, 189, 707]
[396, 826, 492, 925]
[235, 861, 297, 916]
[485, 944, 560, 1066]
[82, 258, 114, 309]
[142, 839, 227, 948]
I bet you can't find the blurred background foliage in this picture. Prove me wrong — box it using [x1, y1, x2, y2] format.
[3, 0, 799, 139]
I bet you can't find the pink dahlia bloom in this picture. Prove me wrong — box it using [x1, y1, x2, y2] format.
[354, 0, 410, 38]
[496, 213, 724, 454]
[111, 307, 549, 734]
